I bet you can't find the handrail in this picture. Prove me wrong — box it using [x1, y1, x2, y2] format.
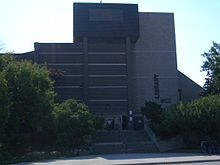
[143, 116, 162, 152]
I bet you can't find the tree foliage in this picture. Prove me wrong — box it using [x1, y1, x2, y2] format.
[147, 96, 220, 146]
[0, 55, 57, 156]
[141, 101, 162, 124]
[0, 54, 103, 161]
[184, 95, 220, 139]
[202, 42, 220, 95]
[0, 72, 9, 133]
[2, 59, 55, 134]
[53, 99, 94, 148]
[0, 54, 15, 71]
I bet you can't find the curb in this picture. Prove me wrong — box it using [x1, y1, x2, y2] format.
[119, 158, 220, 165]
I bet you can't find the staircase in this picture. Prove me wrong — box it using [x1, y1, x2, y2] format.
[92, 130, 158, 154]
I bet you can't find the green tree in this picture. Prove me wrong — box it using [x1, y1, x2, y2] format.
[141, 101, 162, 124]
[2, 59, 55, 134]
[0, 55, 57, 153]
[155, 95, 220, 146]
[141, 101, 163, 138]
[0, 73, 9, 133]
[0, 73, 10, 160]
[0, 54, 15, 71]
[0, 54, 97, 157]
[53, 99, 94, 149]
[201, 42, 220, 95]
[0, 55, 13, 134]
[184, 95, 220, 139]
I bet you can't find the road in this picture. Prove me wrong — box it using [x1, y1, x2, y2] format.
[172, 162, 220, 165]
[13, 153, 220, 165]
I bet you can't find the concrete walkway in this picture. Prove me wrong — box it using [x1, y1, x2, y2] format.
[14, 153, 220, 165]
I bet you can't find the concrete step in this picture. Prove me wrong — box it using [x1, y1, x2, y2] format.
[123, 130, 151, 142]
[92, 141, 158, 154]
[93, 130, 150, 143]
[126, 141, 158, 153]
[92, 142, 124, 154]
[92, 130, 158, 154]
[93, 131, 123, 143]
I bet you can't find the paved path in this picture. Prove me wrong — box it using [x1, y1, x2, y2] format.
[172, 162, 220, 165]
[14, 153, 220, 165]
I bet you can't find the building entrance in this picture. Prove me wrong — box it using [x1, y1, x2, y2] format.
[122, 115, 128, 130]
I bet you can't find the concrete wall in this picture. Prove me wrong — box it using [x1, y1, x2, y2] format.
[133, 12, 179, 112]
[178, 71, 203, 102]
[35, 43, 84, 101]
[33, 42, 129, 117]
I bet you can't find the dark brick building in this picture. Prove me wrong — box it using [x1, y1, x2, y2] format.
[16, 3, 203, 130]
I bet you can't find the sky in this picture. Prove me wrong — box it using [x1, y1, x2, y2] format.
[0, 0, 219, 86]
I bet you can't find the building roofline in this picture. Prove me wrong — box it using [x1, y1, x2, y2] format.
[73, 2, 138, 5]
[139, 12, 174, 15]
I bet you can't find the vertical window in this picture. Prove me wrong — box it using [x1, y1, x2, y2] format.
[154, 74, 160, 99]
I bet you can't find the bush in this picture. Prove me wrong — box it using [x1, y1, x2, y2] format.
[141, 101, 162, 124]
[0, 55, 56, 155]
[149, 95, 220, 147]
[0, 54, 15, 71]
[52, 99, 95, 149]
[156, 103, 188, 139]
[93, 116, 105, 130]
[0, 55, 99, 160]
[141, 101, 163, 136]
[3, 60, 55, 135]
[0, 62, 10, 160]
[0, 73, 9, 133]
[182, 95, 220, 141]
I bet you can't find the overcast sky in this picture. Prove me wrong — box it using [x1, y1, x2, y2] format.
[0, 0, 220, 86]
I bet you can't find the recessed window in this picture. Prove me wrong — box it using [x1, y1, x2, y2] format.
[89, 9, 123, 22]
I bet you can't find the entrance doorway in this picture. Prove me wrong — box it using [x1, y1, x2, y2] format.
[133, 116, 144, 130]
[122, 115, 128, 130]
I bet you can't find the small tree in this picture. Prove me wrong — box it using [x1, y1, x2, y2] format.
[0, 73, 9, 133]
[53, 99, 94, 149]
[157, 95, 220, 145]
[141, 101, 162, 124]
[141, 101, 163, 137]
[0, 54, 15, 71]
[3, 60, 55, 134]
[201, 42, 220, 95]
[184, 95, 220, 140]
[0, 73, 10, 160]
[0, 55, 12, 135]
[0, 55, 57, 153]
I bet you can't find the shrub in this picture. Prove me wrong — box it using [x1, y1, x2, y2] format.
[141, 101, 162, 124]
[141, 101, 163, 135]
[3, 60, 55, 135]
[0, 54, 15, 71]
[0, 55, 56, 154]
[93, 116, 105, 130]
[0, 54, 99, 160]
[182, 95, 220, 141]
[52, 99, 95, 149]
[0, 73, 9, 133]
[151, 95, 220, 147]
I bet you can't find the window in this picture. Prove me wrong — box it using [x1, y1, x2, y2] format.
[154, 74, 160, 99]
[89, 9, 123, 22]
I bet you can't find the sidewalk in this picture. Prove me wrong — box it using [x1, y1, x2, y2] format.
[14, 153, 220, 165]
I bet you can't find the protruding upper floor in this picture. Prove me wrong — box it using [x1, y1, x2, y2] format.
[73, 3, 139, 43]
